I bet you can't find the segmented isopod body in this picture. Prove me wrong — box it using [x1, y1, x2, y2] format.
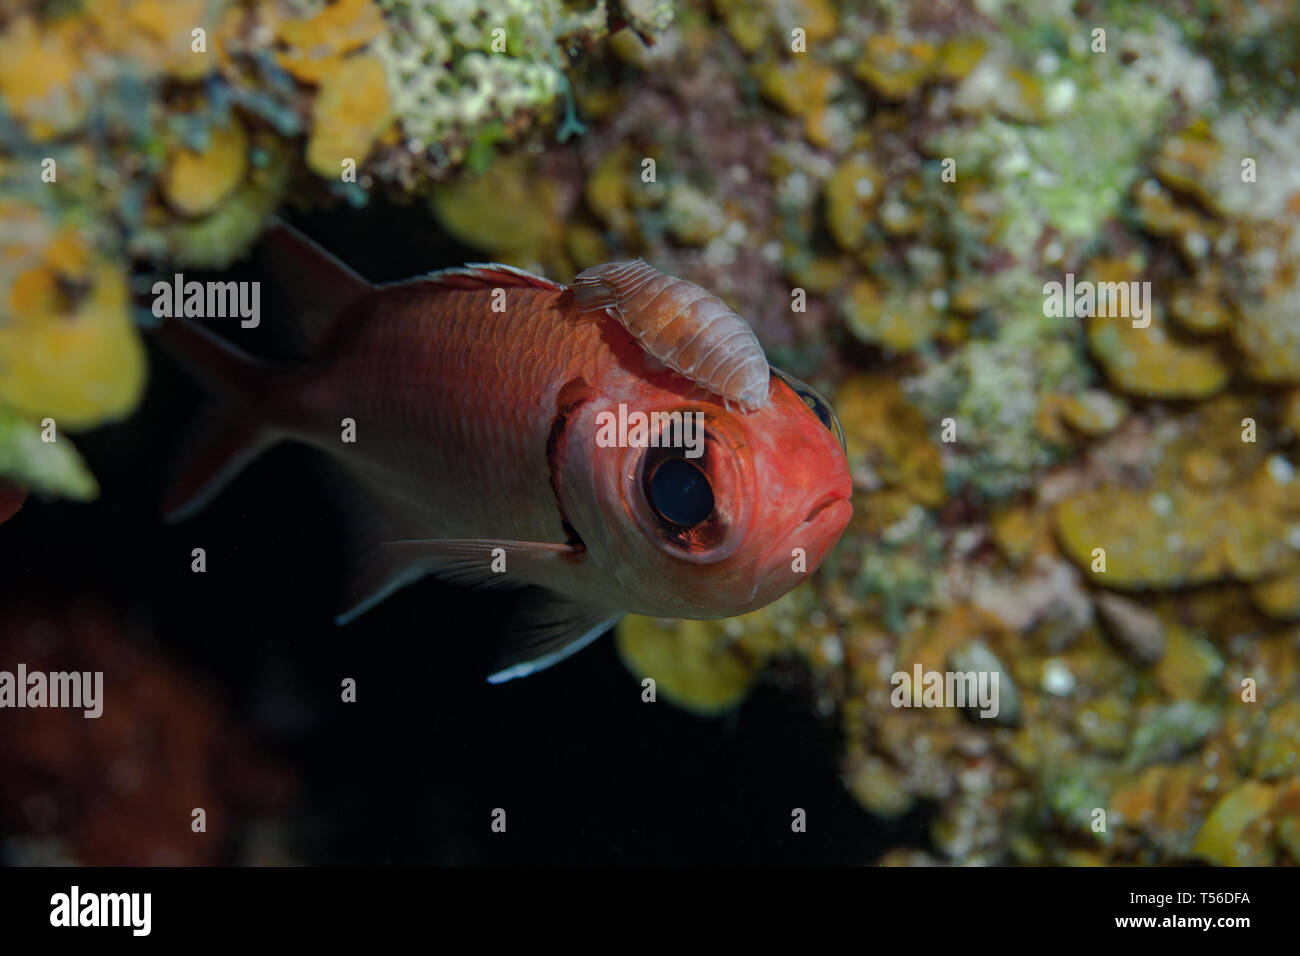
[571, 260, 770, 411]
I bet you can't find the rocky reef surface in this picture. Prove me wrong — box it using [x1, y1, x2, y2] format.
[3, 0, 1299, 864]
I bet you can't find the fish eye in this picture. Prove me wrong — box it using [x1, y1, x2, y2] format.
[771, 367, 847, 453]
[626, 409, 750, 563]
[648, 457, 715, 526]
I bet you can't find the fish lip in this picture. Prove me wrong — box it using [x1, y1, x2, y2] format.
[751, 496, 852, 605]
[802, 493, 850, 526]
[757, 494, 852, 568]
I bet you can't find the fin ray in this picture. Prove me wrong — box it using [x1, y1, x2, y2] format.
[163, 404, 276, 522]
[488, 590, 622, 683]
[414, 263, 566, 293]
[258, 219, 372, 355]
[381, 538, 583, 590]
[154, 318, 280, 521]
[321, 466, 431, 625]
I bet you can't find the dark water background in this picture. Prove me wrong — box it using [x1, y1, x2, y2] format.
[1, 199, 931, 864]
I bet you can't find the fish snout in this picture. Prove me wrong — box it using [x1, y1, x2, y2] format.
[753, 482, 853, 602]
[802, 490, 850, 526]
[789, 495, 853, 566]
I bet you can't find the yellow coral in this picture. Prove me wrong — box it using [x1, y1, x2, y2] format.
[1059, 390, 1127, 437]
[0, 243, 145, 428]
[936, 35, 988, 81]
[1193, 781, 1278, 866]
[1251, 573, 1300, 620]
[1232, 283, 1300, 384]
[1056, 455, 1300, 590]
[277, 0, 386, 83]
[834, 374, 944, 527]
[563, 222, 609, 271]
[841, 281, 942, 353]
[615, 615, 764, 716]
[824, 157, 881, 252]
[991, 505, 1050, 566]
[1133, 178, 1216, 240]
[86, 0, 222, 81]
[305, 53, 392, 179]
[583, 145, 651, 240]
[162, 120, 249, 218]
[0, 15, 87, 139]
[614, 591, 818, 715]
[783, 252, 850, 295]
[1087, 313, 1229, 400]
[853, 35, 937, 100]
[1153, 128, 1222, 213]
[1152, 627, 1223, 698]
[156, 138, 290, 269]
[432, 154, 567, 272]
[754, 59, 838, 147]
[1168, 278, 1232, 335]
[712, 0, 768, 55]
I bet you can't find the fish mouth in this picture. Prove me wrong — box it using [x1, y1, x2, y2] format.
[802, 493, 850, 526]
[750, 494, 853, 606]
[799, 497, 853, 550]
[758, 493, 852, 568]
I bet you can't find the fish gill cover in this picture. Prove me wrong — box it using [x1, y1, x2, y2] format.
[0, 0, 1298, 870]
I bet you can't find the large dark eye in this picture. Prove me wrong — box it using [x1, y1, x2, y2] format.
[625, 406, 752, 563]
[648, 457, 714, 526]
[772, 367, 847, 452]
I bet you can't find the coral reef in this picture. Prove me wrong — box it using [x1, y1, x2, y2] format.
[530, 0, 1298, 864]
[0, 0, 653, 499]
[3, 0, 1299, 864]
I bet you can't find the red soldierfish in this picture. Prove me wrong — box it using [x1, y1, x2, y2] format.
[159, 225, 852, 682]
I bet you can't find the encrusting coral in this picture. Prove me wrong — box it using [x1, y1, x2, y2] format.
[3, 0, 1300, 864]
[0, 0, 650, 500]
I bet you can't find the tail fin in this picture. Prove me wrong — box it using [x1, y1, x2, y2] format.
[155, 317, 279, 522]
[156, 223, 375, 521]
[156, 222, 374, 522]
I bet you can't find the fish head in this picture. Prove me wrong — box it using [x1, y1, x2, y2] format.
[559, 368, 852, 618]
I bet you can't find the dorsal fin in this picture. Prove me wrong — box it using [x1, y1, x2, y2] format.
[258, 220, 373, 355]
[419, 263, 567, 293]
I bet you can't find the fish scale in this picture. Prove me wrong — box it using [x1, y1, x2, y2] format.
[283, 281, 619, 547]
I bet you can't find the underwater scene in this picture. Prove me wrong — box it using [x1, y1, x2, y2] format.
[2, 0, 1299, 873]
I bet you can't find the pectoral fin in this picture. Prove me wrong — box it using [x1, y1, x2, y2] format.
[380, 538, 585, 589]
[488, 589, 623, 684]
[378, 539, 621, 682]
